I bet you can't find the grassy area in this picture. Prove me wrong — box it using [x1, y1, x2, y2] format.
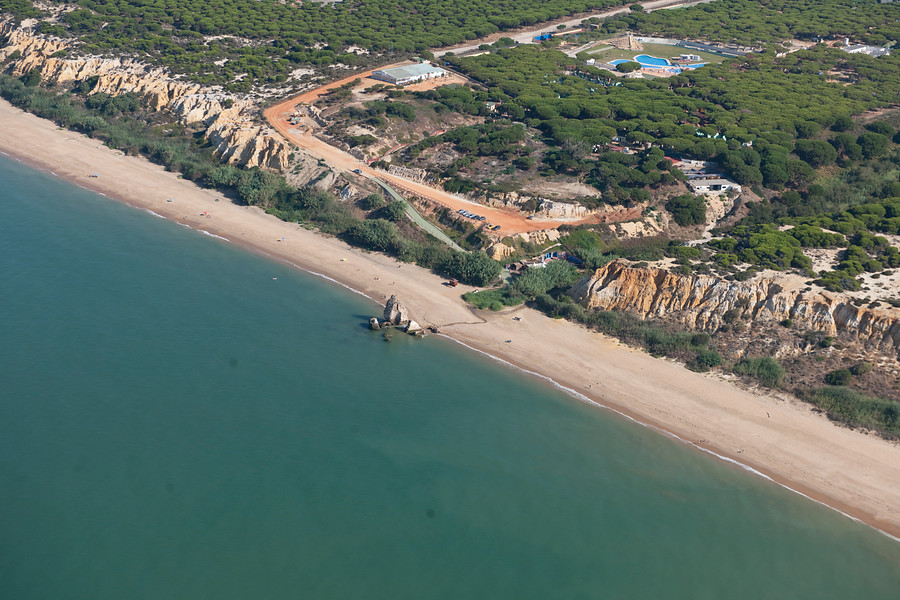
[463, 288, 526, 311]
[588, 42, 725, 65]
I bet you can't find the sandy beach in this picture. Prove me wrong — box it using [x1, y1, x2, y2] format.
[3, 98, 900, 539]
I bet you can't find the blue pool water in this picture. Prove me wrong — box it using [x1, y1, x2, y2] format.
[609, 55, 706, 73]
[633, 54, 670, 67]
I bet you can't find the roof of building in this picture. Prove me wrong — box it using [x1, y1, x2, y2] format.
[689, 178, 740, 187]
[844, 44, 891, 57]
[373, 63, 446, 80]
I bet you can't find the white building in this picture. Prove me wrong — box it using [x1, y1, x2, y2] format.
[688, 178, 742, 195]
[371, 63, 447, 86]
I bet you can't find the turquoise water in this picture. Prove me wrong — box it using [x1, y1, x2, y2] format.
[634, 54, 670, 67]
[2, 155, 900, 599]
[609, 55, 704, 72]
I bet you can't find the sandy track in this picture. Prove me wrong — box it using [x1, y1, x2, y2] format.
[263, 70, 599, 236]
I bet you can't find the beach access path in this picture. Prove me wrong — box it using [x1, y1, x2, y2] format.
[3, 98, 900, 540]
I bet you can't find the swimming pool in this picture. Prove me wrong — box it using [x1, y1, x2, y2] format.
[633, 54, 670, 67]
[609, 56, 706, 72]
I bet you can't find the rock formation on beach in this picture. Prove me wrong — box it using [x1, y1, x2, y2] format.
[568, 260, 900, 357]
[378, 295, 423, 335]
[383, 294, 411, 325]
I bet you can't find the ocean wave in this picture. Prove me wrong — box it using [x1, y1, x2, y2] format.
[144, 209, 166, 219]
[198, 229, 229, 242]
[271, 254, 375, 301]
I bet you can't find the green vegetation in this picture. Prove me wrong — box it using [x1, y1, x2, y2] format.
[665, 195, 706, 227]
[358, 193, 385, 210]
[602, 0, 900, 47]
[710, 225, 814, 271]
[2, 0, 629, 88]
[447, 42, 900, 199]
[802, 387, 900, 439]
[615, 61, 641, 73]
[514, 260, 580, 297]
[465, 259, 578, 310]
[463, 288, 526, 311]
[732, 357, 786, 388]
[588, 42, 724, 65]
[382, 200, 408, 222]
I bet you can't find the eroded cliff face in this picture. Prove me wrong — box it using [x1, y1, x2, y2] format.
[568, 260, 900, 356]
[0, 22, 291, 171]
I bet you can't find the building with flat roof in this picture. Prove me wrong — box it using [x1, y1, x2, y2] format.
[371, 63, 447, 86]
[688, 178, 742, 195]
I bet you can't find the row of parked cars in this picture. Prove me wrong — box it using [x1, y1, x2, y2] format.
[457, 209, 501, 231]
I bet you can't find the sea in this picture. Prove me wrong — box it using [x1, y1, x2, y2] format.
[2, 154, 899, 599]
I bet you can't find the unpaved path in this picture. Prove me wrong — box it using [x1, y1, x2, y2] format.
[264, 93, 596, 235]
[432, 0, 708, 57]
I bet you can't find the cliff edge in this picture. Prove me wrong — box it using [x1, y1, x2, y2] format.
[568, 260, 900, 357]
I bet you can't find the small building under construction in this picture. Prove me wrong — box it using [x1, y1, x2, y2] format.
[371, 63, 447, 86]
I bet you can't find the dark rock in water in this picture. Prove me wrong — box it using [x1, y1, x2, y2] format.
[369, 317, 381, 330]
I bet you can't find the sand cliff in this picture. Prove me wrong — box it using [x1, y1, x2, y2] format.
[569, 260, 900, 357]
[0, 20, 291, 171]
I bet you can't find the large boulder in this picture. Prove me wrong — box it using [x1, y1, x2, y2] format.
[383, 295, 411, 325]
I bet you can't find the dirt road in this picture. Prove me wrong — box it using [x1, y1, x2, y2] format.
[431, 0, 707, 57]
[264, 88, 593, 235]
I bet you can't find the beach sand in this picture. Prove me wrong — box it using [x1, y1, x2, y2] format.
[2, 98, 899, 539]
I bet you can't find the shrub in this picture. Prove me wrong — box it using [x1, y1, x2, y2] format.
[513, 260, 578, 297]
[692, 348, 722, 371]
[382, 200, 407, 222]
[732, 357, 785, 388]
[463, 288, 525, 311]
[723, 308, 741, 324]
[803, 387, 900, 439]
[825, 369, 852, 386]
[440, 251, 501, 287]
[849, 362, 873, 376]
[347, 219, 398, 251]
[358, 193, 385, 210]
[667, 244, 702, 261]
[665, 195, 706, 227]
[691, 333, 711, 347]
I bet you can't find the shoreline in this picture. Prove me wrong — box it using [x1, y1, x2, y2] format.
[3, 98, 900, 540]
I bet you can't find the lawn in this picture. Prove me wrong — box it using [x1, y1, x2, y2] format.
[588, 42, 726, 65]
